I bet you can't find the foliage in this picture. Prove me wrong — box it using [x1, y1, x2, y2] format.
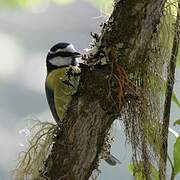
[174, 119, 180, 126]
[128, 162, 159, 180]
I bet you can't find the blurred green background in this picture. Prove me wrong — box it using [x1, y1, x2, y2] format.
[0, 0, 179, 179]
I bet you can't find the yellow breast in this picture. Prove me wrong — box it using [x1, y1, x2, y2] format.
[46, 68, 68, 91]
[46, 67, 80, 121]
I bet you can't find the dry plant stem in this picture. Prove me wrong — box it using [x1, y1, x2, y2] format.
[159, 1, 180, 180]
[42, 1, 166, 179]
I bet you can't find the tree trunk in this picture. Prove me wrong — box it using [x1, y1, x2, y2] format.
[42, 1, 166, 179]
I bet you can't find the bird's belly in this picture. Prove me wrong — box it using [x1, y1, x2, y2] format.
[46, 68, 79, 121]
[46, 68, 67, 91]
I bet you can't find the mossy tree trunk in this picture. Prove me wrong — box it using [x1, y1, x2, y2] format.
[42, 1, 166, 180]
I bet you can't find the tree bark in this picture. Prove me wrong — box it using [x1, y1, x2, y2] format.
[42, 1, 165, 179]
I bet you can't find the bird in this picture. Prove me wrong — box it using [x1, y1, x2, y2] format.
[45, 42, 82, 125]
[45, 42, 121, 166]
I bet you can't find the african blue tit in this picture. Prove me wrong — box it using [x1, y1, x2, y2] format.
[45, 42, 81, 125]
[45, 42, 121, 167]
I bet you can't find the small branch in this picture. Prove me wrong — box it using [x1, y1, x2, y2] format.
[159, 1, 180, 179]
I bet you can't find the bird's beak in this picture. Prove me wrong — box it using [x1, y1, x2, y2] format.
[73, 52, 81, 57]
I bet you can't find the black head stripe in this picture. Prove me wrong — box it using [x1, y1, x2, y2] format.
[58, 52, 76, 57]
[47, 51, 80, 61]
[50, 42, 70, 52]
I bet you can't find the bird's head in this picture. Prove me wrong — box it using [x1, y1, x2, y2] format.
[46, 42, 81, 72]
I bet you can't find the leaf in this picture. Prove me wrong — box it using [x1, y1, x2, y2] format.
[172, 91, 180, 108]
[174, 119, 180, 126]
[173, 137, 180, 176]
[128, 162, 159, 180]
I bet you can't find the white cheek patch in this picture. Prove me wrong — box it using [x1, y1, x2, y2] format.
[49, 56, 72, 67]
[65, 44, 76, 53]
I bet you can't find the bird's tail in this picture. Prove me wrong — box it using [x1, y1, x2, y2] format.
[104, 154, 121, 166]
